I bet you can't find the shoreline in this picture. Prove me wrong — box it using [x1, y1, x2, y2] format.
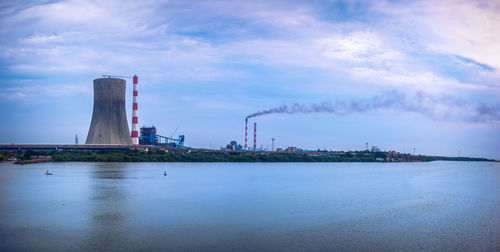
[3, 149, 493, 164]
[14, 158, 53, 165]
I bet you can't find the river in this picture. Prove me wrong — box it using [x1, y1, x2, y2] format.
[1, 161, 499, 251]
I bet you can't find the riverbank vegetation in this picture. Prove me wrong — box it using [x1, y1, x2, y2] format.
[1, 149, 493, 163]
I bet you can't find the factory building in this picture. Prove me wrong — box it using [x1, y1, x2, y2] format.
[86, 78, 132, 145]
[224, 140, 242, 150]
[139, 126, 158, 145]
[139, 126, 185, 147]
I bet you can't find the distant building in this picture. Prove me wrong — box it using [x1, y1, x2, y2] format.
[371, 146, 381, 152]
[276, 148, 283, 152]
[287, 147, 297, 152]
[225, 140, 242, 150]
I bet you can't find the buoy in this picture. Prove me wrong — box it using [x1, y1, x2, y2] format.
[164, 171, 167, 176]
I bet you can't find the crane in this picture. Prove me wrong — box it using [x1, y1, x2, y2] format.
[170, 125, 179, 138]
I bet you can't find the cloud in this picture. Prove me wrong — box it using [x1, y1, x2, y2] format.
[0, 0, 499, 106]
[0, 82, 91, 101]
[424, 0, 500, 72]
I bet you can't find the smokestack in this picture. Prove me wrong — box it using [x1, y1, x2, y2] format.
[131, 75, 139, 145]
[244, 118, 248, 150]
[86, 78, 132, 145]
[253, 122, 257, 151]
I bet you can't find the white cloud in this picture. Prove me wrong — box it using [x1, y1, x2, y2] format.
[319, 31, 401, 64]
[0, 82, 91, 101]
[1, 0, 499, 101]
[424, 0, 500, 72]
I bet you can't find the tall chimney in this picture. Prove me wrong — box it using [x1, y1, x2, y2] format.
[253, 122, 257, 151]
[131, 75, 139, 145]
[244, 118, 248, 150]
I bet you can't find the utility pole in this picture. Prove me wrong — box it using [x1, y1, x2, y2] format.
[365, 142, 368, 151]
[271, 138, 275, 152]
[413, 147, 415, 156]
[75, 134, 79, 145]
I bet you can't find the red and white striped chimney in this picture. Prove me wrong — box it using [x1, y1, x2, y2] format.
[253, 122, 257, 151]
[245, 118, 248, 150]
[131, 75, 139, 145]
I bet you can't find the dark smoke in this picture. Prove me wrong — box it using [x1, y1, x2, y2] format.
[245, 90, 500, 123]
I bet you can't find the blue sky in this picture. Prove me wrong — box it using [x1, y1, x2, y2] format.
[0, 0, 499, 158]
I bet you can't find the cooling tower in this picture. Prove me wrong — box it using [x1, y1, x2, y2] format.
[86, 78, 132, 145]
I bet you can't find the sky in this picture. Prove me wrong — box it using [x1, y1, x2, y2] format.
[0, 0, 499, 159]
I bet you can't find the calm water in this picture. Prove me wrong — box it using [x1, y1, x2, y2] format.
[1, 161, 499, 251]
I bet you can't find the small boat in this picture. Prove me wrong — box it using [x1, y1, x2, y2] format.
[45, 170, 53, 175]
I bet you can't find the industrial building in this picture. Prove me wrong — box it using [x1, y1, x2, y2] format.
[139, 126, 185, 147]
[139, 126, 158, 145]
[224, 140, 242, 150]
[86, 78, 132, 145]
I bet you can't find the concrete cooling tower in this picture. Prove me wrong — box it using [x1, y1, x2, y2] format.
[86, 78, 132, 145]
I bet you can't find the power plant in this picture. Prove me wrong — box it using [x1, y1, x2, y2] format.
[0, 75, 444, 159]
[86, 77, 132, 145]
[84, 75, 186, 148]
[0, 74, 424, 158]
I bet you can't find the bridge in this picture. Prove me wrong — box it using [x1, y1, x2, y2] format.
[0, 144, 132, 151]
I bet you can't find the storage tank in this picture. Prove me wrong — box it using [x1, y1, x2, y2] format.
[86, 78, 132, 145]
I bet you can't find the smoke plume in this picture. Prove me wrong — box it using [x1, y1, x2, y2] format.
[246, 90, 500, 124]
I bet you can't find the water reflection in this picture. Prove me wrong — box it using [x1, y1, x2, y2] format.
[87, 163, 128, 250]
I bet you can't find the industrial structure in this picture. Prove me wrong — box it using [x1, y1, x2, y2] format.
[244, 119, 258, 151]
[253, 122, 257, 150]
[244, 118, 248, 150]
[86, 78, 132, 145]
[131, 75, 139, 145]
[224, 140, 242, 150]
[139, 126, 185, 147]
[139, 126, 158, 145]
[85, 75, 187, 148]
